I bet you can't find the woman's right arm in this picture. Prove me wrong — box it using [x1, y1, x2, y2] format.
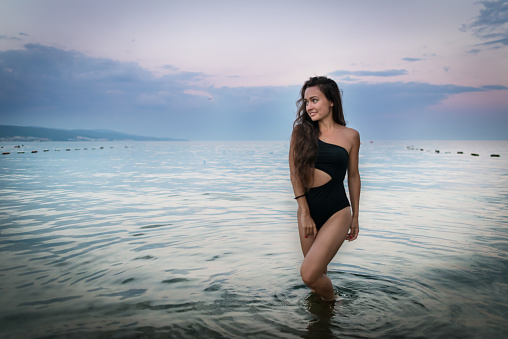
[289, 134, 317, 238]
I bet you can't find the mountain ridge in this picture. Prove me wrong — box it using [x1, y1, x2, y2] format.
[0, 125, 184, 141]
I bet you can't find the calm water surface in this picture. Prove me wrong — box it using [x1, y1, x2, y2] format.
[1, 140, 507, 338]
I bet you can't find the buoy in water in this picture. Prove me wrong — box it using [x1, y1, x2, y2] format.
[471, 153, 479, 156]
[31, 150, 37, 153]
[491, 154, 500, 157]
[435, 150, 440, 153]
[457, 151, 463, 154]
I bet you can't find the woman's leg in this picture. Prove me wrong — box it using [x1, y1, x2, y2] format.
[298, 209, 327, 276]
[299, 207, 351, 300]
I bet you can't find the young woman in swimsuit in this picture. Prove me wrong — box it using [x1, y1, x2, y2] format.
[289, 76, 361, 301]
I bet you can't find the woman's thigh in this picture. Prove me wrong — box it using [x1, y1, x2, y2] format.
[301, 207, 352, 272]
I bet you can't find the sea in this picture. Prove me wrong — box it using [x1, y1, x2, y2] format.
[0, 140, 507, 339]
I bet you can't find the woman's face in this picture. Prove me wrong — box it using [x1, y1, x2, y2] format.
[304, 86, 333, 122]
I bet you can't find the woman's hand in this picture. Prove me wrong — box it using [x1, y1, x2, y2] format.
[300, 210, 317, 239]
[347, 218, 359, 241]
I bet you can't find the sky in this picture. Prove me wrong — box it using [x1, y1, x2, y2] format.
[0, 0, 507, 140]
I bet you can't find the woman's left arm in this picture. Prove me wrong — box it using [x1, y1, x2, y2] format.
[347, 129, 361, 241]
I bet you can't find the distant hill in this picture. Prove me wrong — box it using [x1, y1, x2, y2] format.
[0, 125, 184, 142]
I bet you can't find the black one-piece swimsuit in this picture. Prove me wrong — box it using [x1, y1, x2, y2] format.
[306, 139, 350, 230]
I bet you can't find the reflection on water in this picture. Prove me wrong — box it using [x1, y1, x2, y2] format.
[0, 140, 507, 338]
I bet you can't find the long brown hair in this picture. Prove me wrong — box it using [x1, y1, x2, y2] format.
[291, 76, 346, 191]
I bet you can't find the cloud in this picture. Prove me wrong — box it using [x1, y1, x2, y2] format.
[0, 45, 203, 125]
[338, 81, 508, 139]
[339, 76, 360, 82]
[0, 44, 295, 140]
[464, 0, 508, 48]
[331, 69, 408, 77]
[339, 81, 484, 117]
[162, 64, 179, 71]
[0, 35, 21, 41]
[478, 36, 508, 46]
[18, 32, 29, 37]
[184, 89, 213, 99]
[481, 84, 508, 90]
[402, 58, 422, 62]
[0, 44, 506, 140]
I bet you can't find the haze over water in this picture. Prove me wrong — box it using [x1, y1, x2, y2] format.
[1, 140, 507, 338]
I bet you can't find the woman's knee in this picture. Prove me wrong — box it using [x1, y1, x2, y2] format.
[300, 263, 320, 287]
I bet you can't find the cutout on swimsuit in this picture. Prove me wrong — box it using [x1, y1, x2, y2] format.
[311, 168, 332, 188]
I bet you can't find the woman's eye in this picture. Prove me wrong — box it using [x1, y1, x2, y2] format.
[313, 99, 318, 103]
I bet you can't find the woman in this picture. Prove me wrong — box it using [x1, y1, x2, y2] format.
[289, 76, 360, 301]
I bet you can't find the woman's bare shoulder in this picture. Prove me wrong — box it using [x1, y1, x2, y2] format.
[340, 126, 360, 142]
[345, 126, 359, 136]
